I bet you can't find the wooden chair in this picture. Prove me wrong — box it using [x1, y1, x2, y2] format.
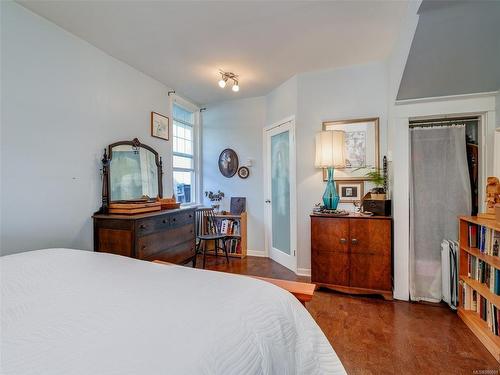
[194, 208, 229, 269]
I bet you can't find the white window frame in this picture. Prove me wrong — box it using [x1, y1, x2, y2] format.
[171, 95, 200, 204]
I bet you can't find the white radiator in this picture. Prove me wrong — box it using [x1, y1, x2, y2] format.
[441, 239, 459, 309]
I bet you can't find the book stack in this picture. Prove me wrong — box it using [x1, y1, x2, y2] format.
[219, 219, 240, 236]
[225, 239, 241, 254]
[461, 281, 500, 336]
[218, 219, 241, 255]
[468, 223, 500, 255]
[467, 254, 500, 295]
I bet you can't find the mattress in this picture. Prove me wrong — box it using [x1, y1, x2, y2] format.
[1, 249, 346, 374]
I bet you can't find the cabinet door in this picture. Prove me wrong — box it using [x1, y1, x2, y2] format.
[349, 219, 391, 291]
[349, 218, 391, 255]
[311, 217, 350, 286]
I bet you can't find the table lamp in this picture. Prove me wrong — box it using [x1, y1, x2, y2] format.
[315, 130, 346, 210]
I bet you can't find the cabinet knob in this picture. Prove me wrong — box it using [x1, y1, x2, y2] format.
[139, 224, 146, 229]
[340, 238, 347, 244]
[189, 214, 193, 218]
[351, 238, 358, 244]
[162, 219, 167, 224]
[172, 218, 176, 222]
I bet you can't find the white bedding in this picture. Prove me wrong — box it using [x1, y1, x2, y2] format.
[1, 249, 346, 375]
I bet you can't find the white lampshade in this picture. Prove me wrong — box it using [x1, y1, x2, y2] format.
[315, 130, 346, 168]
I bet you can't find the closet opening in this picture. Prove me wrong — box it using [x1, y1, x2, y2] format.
[409, 116, 480, 215]
[409, 116, 480, 303]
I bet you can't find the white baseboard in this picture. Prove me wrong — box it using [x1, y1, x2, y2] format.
[296, 268, 311, 277]
[247, 250, 268, 257]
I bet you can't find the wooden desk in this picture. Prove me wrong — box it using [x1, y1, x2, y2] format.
[152, 260, 316, 305]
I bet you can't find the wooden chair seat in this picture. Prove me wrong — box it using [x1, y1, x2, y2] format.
[198, 233, 226, 241]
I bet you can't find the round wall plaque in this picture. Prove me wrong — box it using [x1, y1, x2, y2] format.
[238, 166, 250, 179]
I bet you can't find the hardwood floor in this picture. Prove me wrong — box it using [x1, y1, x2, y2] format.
[195, 255, 499, 374]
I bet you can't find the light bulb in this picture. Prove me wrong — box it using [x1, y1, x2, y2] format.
[232, 82, 240, 92]
[218, 79, 226, 88]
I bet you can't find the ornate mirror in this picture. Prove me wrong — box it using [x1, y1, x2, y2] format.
[100, 138, 163, 212]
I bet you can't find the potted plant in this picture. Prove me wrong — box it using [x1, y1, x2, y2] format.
[205, 190, 225, 213]
[365, 168, 386, 200]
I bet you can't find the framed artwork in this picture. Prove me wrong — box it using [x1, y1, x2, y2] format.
[322, 117, 379, 181]
[336, 180, 364, 203]
[230, 197, 247, 214]
[218, 148, 239, 177]
[151, 111, 169, 141]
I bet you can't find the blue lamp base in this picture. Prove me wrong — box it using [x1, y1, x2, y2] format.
[323, 167, 340, 210]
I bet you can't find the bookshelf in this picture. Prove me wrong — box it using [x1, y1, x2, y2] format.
[206, 212, 247, 258]
[458, 216, 500, 361]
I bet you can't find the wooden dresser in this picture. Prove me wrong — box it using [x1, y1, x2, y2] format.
[310, 213, 393, 300]
[93, 207, 196, 265]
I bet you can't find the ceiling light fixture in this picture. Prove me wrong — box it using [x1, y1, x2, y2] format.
[218, 70, 240, 92]
[218, 77, 227, 88]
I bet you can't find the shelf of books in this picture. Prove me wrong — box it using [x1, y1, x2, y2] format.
[458, 216, 500, 362]
[207, 212, 247, 258]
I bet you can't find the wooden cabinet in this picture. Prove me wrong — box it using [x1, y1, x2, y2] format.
[311, 214, 392, 299]
[93, 207, 196, 265]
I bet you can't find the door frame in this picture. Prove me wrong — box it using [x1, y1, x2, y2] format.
[263, 116, 297, 273]
[391, 92, 496, 300]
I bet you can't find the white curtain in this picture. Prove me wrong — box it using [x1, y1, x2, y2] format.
[410, 125, 471, 302]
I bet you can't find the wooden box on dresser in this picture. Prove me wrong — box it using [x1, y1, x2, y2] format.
[310, 213, 393, 300]
[93, 207, 196, 265]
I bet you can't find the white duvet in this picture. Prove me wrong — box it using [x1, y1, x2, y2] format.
[1, 249, 346, 375]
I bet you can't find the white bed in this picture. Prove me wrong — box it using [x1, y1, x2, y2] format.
[1, 249, 346, 375]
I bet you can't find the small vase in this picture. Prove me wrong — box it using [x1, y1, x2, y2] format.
[323, 167, 340, 210]
[212, 204, 220, 213]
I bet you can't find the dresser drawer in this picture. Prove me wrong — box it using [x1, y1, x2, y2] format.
[136, 214, 170, 236]
[137, 223, 195, 257]
[140, 240, 195, 264]
[169, 209, 194, 229]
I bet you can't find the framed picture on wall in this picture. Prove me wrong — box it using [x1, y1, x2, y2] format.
[336, 180, 364, 203]
[151, 111, 169, 141]
[322, 117, 379, 181]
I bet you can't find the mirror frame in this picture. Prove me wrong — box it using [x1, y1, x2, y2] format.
[100, 138, 163, 213]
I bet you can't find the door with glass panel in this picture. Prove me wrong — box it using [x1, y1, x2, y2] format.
[264, 119, 296, 272]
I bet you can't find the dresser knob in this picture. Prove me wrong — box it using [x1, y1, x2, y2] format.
[162, 219, 167, 224]
[189, 214, 192, 218]
[351, 238, 358, 245]
[139, 224, 146, 229]
[340, 238, 347, 244]
[172, 218, 176, 222]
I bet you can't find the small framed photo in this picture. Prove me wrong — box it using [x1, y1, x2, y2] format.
[336, 180, 364, 203]
[151, 111, 169, 141]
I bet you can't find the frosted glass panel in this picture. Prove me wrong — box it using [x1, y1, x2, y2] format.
[271, 131, 291, 254]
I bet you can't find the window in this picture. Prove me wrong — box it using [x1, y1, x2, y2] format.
[173, 103, 196, 203]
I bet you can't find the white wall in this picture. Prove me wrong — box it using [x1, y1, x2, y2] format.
[386, 1, 420, 300]
[1, 2, 173, 255]
[202, 97, 266, 254]
[295, 62, 389, 271]
[265, 76, 298, 126]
